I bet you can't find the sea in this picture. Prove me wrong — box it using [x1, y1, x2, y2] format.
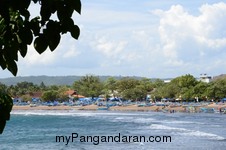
[1, 110, 226, 150]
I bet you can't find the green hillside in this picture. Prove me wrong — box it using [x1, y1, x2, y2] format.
[0, 75, 147, 86]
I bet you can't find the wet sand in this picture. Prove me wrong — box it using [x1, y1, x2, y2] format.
[12, 103, 226, 112]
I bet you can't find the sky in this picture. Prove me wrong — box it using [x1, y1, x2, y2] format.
[1, 0, 226, 79]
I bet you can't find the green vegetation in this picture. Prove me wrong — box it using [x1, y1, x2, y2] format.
[73, 75, 103, 98]
[0, 0, 81, 134]
[1, 74, 226, 103]
[152, 74, 226, 101]
[0, 84, 13, 134]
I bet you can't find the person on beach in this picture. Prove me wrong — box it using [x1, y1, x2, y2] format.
[156, 107, 159, 112]
[219, 107, 223, 114]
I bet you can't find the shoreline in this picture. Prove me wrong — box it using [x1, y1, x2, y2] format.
[12, 103, 226, 113]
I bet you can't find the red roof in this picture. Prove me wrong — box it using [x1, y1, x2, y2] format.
[30, 92, 42, 98]
[65, 90, 77, 95]
[65, 90, 85, 98]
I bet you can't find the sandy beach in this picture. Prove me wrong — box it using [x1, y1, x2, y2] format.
[12, 103, 226, 112]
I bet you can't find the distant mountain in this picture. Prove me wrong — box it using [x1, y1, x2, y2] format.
[0, 75, 148, 86]
[212, 74, 226, 81]
[0, 75, 80, 86]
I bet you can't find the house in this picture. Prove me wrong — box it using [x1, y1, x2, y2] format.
[65, 90, 85, 99]
[199, 74, 212, 83]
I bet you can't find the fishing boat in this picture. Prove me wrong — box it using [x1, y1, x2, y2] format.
[200, 107, 215, 113]
[97, 107, 109, 110]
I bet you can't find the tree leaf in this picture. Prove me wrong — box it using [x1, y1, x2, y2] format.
[0, 53, 6, 70]
[23, 27, 33, 45]
[74, 0, 81, 14]
[0, 120, 6, 134]
[18, 27, 33, 45]
[49, 1, 57, 14]
[10, 0, 20, 11]
[49, 33, 61, 51]
[66, 0, 81, 14]
[45, 20, 60, 51]
[6, 60, 18, 76]
[19, 43, 27, 57]
[0, 92, 13, 134]
[20, 0, 31, 9]
[70, 25, 80, 39]
[56, 3, 65, 21]
[16, 34, 22, 44]
[40, 0, 51, 22]
[8, 37, 19, 61]
[20, 9, 30, 21]
[32, 0, 38, 4]
[61, 18, 74, 33]
[30, 17, 40, 36]
[34, 35, 48, 54]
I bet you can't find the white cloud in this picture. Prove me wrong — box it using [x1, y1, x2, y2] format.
[61, 38, 81, 58]
[91, 36, 127, 58]
[153, 2, 226, 68]
[62, 49, 80, 58]
[19, 46, 57, 67]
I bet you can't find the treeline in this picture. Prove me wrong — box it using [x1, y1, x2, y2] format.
[1, 74, 226, 102]
[154, 74, 226, 101]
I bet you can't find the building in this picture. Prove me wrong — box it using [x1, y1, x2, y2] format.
[163, 79, 171, 83]
[65, 90, 85, 99]
[199, 74, 212, 83]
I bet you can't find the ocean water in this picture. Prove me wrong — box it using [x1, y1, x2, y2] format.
[1, 110, 226, 150]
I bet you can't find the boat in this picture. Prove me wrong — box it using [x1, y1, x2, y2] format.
[200, 107, 215, 113]
[30, 104, 37, 107]
[185, 106, 196, 113]
[224, 110, 226, 114]
[97, 107, 109, 110]
[137, 103, 146, 107]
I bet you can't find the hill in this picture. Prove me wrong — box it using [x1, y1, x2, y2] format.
[0, 75, 147, 86]
[212, 74, 226, 81]
[0, 75, 79, 86]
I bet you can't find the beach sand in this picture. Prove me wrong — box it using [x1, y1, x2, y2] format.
[12, 103, 225, 112]
[11, 104, 167, 111]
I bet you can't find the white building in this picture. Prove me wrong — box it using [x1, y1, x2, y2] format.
[199, 74, 212, 83]
[163, 79, 171, 83]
